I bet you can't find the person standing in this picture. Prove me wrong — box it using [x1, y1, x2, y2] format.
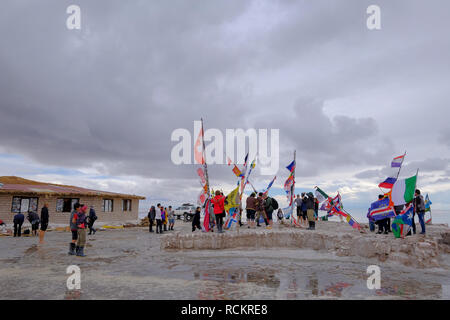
[301, 193, 308, 227]
[68, 203, 81, 255]
[168, 206, 175, 231]
[155, 204, 163, 234]
[13, 212, 25, 237]
[28, 211, 40, 236]
[148, 206, 156, 232]
[314, 198, 319, 220]
[192, 207, 201, 232]
[263, 195, 275, 230]
[39, 203, 49, 244]
[211, 190, 226, 233]
[306, 193, 316, 230]
[414, 189, 426, 234]
[88, 206, 97, 235]
[255, 192, 268, 227]
[295, 194, 303, 225]
[75, 205, 88, 257]
[246, 193, 257, 229]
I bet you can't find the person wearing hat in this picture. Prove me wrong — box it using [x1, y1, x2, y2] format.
[74, 204, 88, 257]
[306, 192, 316, 230]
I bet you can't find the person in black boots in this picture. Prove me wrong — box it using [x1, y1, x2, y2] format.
[13, 212, 25, 237]
[88, 206, 97, 235]
[192, 207, 201, 232]
[68, 203, 81, 255]
[155, 204, 163, 234]
[75, 205, 88, 257]
[148, 206, 156, 232]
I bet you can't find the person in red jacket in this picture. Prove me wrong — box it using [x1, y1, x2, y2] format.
[211, 190, 226, 233]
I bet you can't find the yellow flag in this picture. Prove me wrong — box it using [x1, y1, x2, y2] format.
[224, 186, 240, 212]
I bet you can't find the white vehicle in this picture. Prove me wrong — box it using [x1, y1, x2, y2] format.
[174, 204, 196, 221]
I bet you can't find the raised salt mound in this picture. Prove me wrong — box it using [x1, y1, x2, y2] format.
[160, 222, 450, 268]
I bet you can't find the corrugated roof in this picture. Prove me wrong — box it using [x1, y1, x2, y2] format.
[0, 176, 145, 200]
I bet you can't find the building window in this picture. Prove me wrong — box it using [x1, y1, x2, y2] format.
[122, 199, 132, 212]
[11, 197, 39, 214]
[56, 198, 80, 213]
[103, 199, 113, 212]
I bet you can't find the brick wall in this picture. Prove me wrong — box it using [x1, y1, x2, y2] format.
[0, 194, 140, 226]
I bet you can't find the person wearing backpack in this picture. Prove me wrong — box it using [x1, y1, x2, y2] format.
[264, 195, 278, 230]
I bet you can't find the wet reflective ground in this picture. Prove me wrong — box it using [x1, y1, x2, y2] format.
[1, 226, 449, 300]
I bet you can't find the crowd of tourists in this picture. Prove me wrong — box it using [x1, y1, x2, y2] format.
[8, 201, 98, 257]
[146, 205, 175, 234]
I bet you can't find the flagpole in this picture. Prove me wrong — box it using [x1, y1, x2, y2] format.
[201, 118, 210, 200]
[396, 150, 407, 179]
[291, 150, 296, 226]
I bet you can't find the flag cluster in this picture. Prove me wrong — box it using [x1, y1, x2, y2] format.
[378, 154, 405, 189]
[392, 204, 413, 238]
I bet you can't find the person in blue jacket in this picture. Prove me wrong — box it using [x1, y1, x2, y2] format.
[13, 212, 25, 237]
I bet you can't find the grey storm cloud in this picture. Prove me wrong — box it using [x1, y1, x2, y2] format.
[1, 0, 450, 202]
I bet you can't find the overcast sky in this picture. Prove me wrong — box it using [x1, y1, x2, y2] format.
[1, 0, 449, 212]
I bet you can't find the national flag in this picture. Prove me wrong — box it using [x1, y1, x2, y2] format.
[315, 187, 329, 203]
[320, 199, 332, 211]
[263, 176, 277, 196]
[197, 189, 207, 206]
[243, 153, 249, 167]
[329, 205, 361, 229]
[194, 126, 205, 165]
[242, 159, 256, 192]
[202, 199, 211, 232]
[331, 193, 342, 209]
[286, 160, 296, 173]
[425, 194, 432, 212]
[367, 197, 396, 221]
[197, 168, 206, 184]
[378, 177, 397, 189]
[284, 173, 294, 204]
[224, 207, 238, 229]
[239, 153, 250, 194]
[425, 194, 432, 224]
[232, 165, 243, 178]
[282, 206, 293, 219]
[391, 154, 405, 168]
[224, 185, 240, 212]
[391, 174, 417, 205]
[392, 204, 413, 238]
